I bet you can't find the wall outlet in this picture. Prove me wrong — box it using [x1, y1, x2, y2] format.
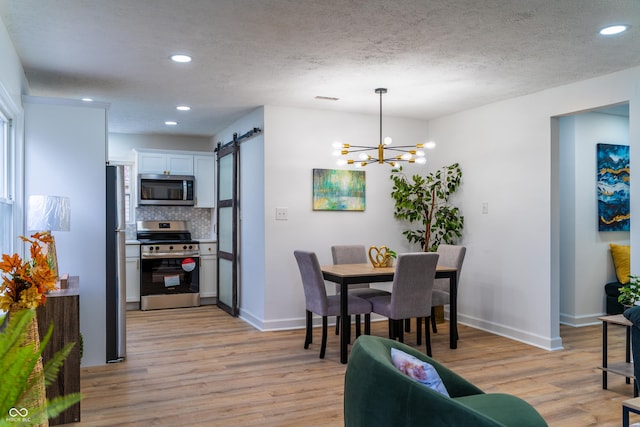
[276, 207, 288, 220]
[482, 201, 489, 214]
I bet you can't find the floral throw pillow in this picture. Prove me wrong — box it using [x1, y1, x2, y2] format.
[391, 348, 450, 397]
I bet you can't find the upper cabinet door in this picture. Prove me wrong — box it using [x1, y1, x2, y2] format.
[137, 152, 194, 175]
[194, 154, 215, 208]
[166, 154, 194, 175]
[137, 152, 167, 174]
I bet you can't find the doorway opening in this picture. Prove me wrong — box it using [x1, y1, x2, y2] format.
[553, 102, 630, 338]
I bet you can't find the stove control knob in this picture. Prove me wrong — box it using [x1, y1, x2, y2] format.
[149, 246, 154, 251]
[169, 246, 174, 250]
[188, 245, 193, 250]
[155, 246, 160, 251]
[183, 245, 188, 250]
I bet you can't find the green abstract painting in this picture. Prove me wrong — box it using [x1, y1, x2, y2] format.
[312, 169, 365, 211]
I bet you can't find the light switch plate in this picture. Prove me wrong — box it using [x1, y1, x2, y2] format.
[276, 207, 288, 220]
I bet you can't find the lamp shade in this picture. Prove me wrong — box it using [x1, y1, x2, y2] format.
[27, 195, 71, 232]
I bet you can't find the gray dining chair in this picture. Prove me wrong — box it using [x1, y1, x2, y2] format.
[332, 245, 391, 336]
[294, 250, 373, 359]
[430, 245, 467, 336]
[368, 252, 439, 356]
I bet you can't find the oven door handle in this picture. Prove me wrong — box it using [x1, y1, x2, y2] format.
[141, 253, 200, 259]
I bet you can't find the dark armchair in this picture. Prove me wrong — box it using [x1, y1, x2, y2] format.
[344, 335, 547, 427]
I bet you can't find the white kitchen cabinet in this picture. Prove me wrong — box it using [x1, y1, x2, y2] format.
[199, 241, 217, 300]
[125, 242, 140, 304]
[194, 154, 215, 208]
[137, 150, 194, 175]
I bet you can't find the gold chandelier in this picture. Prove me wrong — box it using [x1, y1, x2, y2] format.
[332, 88, 435, 167]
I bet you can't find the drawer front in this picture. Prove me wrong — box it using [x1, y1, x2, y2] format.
[126, 243, 141, 258]
[200, 242, 217, 256]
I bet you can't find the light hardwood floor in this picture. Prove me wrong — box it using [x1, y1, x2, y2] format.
[74, 306, 635, 426]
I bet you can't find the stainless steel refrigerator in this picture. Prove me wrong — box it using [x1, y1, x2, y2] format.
[106, 164, 126, 362]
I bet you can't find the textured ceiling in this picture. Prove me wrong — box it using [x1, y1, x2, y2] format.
[0, 0, 638, 137]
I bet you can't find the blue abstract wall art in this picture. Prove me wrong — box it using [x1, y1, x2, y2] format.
[312, 169, 365, 211]
[597, 143, 630, 231]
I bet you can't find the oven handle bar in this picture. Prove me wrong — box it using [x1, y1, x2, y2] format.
[141, 252, 200, 259]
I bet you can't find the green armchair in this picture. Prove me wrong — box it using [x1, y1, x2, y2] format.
[344, 335, 547, 427]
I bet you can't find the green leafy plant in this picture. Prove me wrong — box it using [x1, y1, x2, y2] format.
[390, 163, 464, 252]
[0, 309, 82, 425]
[618, 275, 640, 307]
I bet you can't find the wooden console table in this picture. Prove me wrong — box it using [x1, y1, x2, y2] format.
[597, 314, 636, 397]
[37, 276, 81, 425]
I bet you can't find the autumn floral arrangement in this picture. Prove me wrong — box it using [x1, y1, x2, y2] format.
[0, 233, 58, 311]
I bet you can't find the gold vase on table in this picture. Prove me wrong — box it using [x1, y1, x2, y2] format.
[9, 304, 49, 427]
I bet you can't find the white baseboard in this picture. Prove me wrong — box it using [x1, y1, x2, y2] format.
[445, 309, 564, 351]
[559, 311, 604, 327]
[242, 307, 564, 351]
[241, 310, 388, 332]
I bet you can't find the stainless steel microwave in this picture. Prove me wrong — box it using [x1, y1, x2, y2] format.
[138, 174, 195, 206]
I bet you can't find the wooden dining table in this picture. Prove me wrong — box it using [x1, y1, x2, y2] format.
[321, 263, 458, 364]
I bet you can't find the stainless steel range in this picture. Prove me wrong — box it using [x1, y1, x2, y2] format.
[136, 220, 200, 310]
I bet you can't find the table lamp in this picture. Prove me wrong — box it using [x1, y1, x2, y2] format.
[27, 195, 71, 286]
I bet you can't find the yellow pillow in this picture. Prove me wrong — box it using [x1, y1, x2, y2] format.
[610, 244, 631, 284]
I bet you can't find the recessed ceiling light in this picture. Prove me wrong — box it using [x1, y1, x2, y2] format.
[599, 25, 629, 36]
[170, 54, 192, 63]
[165, 121, 178, 126]
[176, 105, 191, 111]
[81, 97, 93, 102]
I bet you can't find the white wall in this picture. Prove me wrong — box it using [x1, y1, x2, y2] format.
[215, 105, 433, 330]
[428, 99, 558, 349]
[560, 113, 629, 326]
[261, 105, 432, 330]
[0, 16, 27, 109]
[427, 66, 640, 350]
[108, 133, 214, 162]
[24, 97, 108, 367]
[0, 15, 28, 253]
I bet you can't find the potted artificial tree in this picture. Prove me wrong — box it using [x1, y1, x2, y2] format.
[390, 163, 464, 252]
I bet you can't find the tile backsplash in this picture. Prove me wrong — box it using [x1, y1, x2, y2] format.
[125, 206, 214, 240]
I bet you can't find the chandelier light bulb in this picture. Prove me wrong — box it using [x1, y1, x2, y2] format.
[424, 141, 436, 149]
[401, 153, 412, 161]
[415, 157, 427, 165]
[383, 136, 393, 146]
[332, 150, 342, 157]
[359, 153, 369, 160]
[332, 141, 343, 149]
[416, 150, 425, 157]
[336, 159, 347, 166]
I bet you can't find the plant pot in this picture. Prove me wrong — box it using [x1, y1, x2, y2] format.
[8, 305, 48, 426]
